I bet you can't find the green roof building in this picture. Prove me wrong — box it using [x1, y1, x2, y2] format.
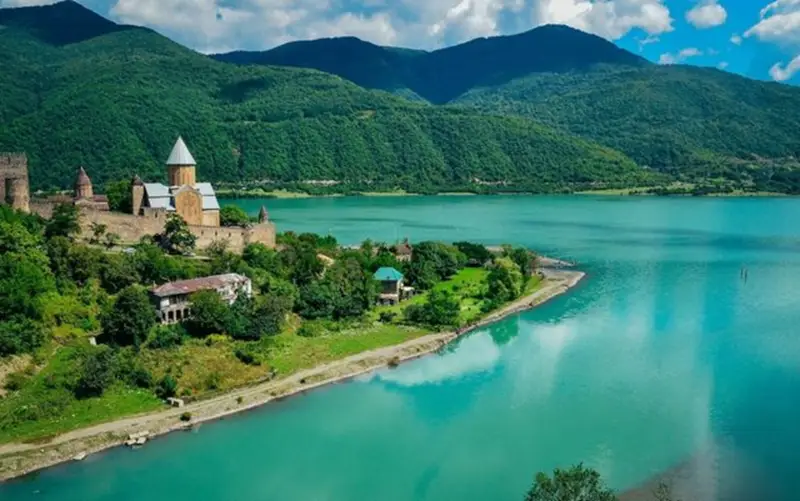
[373, 267, 410, 305]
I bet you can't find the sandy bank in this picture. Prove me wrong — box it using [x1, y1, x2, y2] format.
[0, 269, 584, 482]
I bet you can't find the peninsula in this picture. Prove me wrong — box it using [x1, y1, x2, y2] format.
[0, 173, 584, 479]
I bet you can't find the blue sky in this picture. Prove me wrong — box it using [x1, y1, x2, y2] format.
[2, 0, 799, 84]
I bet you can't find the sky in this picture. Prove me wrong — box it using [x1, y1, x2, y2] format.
[1, 0, 799, 84]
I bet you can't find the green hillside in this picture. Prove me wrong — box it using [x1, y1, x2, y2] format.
[216, 24, 800, 193]
[455, 66, 800, 191]
[0, 2, 649, 193]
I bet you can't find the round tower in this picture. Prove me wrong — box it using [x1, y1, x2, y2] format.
[74, 166, 93, 200]
[166, 136, 196, 187]
[258, 205, 269, 224]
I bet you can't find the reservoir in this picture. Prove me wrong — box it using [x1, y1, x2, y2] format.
[3, 195, 800, 500]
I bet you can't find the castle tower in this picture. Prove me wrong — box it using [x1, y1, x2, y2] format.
[0, 153, 30, 213]
[74, 166, 93, 200]
[258, 205, 269, 224]
[166, 136, 196, 187]
[131, 175, 144, 215]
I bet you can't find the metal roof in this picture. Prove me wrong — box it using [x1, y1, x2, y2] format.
[143, 182, 218, 212]
[374, 267, 404, 282]
[166, 136, 196, 166]
[151, 273, 249, 298]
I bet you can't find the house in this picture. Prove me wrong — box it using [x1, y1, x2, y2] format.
[394, 239, 413, 262]
[374, 267, 414, 305]
[150, 273, 252, 324]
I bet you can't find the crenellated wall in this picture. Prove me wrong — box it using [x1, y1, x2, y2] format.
[30, 202, 275, 252]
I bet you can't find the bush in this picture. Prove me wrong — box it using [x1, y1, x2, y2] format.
[234, 348, 260, 366]
[387, 356, 401, 368]
[147, 324, 185, 350]
[155, 374, 178, 399]
[74, 346, 116, 399]
[297, 321, 325, 338]
[379, 311, 397, 323]
[205, 371, 222, 391]
[179, 412, 192, 422]
[236, 396, 244, 404]
[4, 371, 29, 392]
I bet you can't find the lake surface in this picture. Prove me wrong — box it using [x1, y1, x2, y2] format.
[4, 195, 800, 501]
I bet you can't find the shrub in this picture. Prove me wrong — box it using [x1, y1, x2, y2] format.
[155, 374, 178, 399]
[236, 396, 244, 404]
[234, 348, 260, 366]
[387, 356, 401, 368]
[379, 311, 397, 323]
[74, 346, 116, 399]
[179, 412, 192, 422]
[147, 324, 185, 350]
[4, 371, 29, 392]
[297, 321, 325, 338]
[205, 371, 222, 391]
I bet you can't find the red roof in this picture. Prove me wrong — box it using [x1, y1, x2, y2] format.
[150, 274, 248, 297]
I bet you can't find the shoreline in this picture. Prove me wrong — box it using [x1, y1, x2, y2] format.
[0, 269, 584, 482]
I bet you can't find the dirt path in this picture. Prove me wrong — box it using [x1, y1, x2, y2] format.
[0, 269, 584, 481]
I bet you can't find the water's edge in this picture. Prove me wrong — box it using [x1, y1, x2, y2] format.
[0, 270, 585, 483]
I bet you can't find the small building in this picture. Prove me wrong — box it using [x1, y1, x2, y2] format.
[150, 273, 252, 324]
[374, 267, 413, 305]
[72, 166, 109, 211]
[394, 239, 413, 262]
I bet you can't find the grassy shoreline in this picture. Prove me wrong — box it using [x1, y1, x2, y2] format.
[0, 270, 583, 481]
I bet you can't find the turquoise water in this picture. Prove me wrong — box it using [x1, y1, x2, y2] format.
[4, 196, 800, 501]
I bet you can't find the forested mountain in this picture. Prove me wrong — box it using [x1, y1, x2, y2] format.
[0, 1, 647, 193]
[216, 24, 800, 192]
[214, 25, 648, 104]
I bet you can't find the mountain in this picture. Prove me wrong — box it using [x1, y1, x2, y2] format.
[214, 25, 648, 104]
[215, 25, 800, 192]
[0, 0, 129, 46]
[0, 1, 647, 194]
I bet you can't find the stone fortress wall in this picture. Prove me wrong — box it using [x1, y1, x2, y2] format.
[3, 152, 276, 253]
[0, 153, 31, 212]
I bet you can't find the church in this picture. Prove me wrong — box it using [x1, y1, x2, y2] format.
[132, 137, 221, 227]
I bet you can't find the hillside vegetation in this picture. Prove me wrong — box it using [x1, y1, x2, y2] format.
[0, 2, 649, 193]
[217, 24, 800, 193]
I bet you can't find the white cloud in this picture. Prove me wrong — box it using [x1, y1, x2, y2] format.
[730, 33, 742, 44]
[686, 0, 727, 29]
[102, 0, 677, 51]
[769, 54, 800, 80]
[637, 34, 660, 51]
[744, 0, 800, 45]
[658, 47, 702, 65]
[534, 0, 674, 40]
[717, 61, 729, 69]
[0, 0, 56, 6]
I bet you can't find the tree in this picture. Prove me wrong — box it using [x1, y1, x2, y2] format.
[101, 285, 157, 347]
[406, 289, 461, 327]
[207, 239, 242, 274]
[0, 318, 47, 357]
[219, 205, 250, 227]
[99, 254, 140, 293]
[0, 251, 56, 319]
[89, 222, 107, 244]
[296, 282, 336, 320]
[503, 245, 536, 277]
[74, 346, 116, 399]
[105, 179, 132, 213]
[487, 257, 524, 303]
[454, 241, 493, 266]
[185, 290, 231, 337]
[45, 203, 81, 240]
[157, 214, 196, 255]
[406, 242, 466, 289]
[104, 232, 121, 249]
[243, 243, 279, 275]
[524, 465, 616, 501]
[156, 374, 178, 399]
[226, 293, 290, 340]
[325, 258, 376, 319]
